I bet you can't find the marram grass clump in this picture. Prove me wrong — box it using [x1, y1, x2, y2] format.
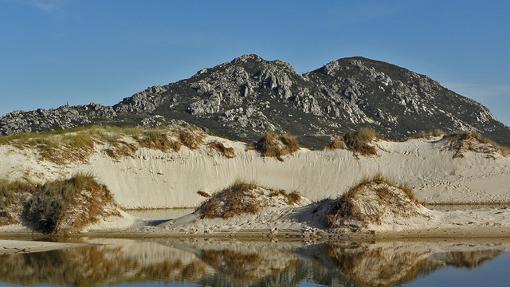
[443, 131, 510, 158]
[207, 141, 236, 158]
[198, 182, 305, 219]
[0, 179, 35, 226]
[22, 174, 120, 236]
[326, 174, 429, 229]
[324, 128, 377, 156]
[253, 132, 300, 161]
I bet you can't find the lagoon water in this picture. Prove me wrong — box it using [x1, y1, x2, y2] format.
[0, 238, 509, 287]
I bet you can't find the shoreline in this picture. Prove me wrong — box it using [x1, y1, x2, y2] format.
[4, 226, 510, 241]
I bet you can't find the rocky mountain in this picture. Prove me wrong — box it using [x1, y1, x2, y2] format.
[1, 54, 509, 147]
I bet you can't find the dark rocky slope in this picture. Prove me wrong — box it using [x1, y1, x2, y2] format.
[1, 54, 509, 148]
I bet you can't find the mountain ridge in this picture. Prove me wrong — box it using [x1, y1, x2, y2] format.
[1, 54, 509, 148]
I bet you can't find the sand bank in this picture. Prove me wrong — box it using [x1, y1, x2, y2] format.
[1, 135, 509, 209]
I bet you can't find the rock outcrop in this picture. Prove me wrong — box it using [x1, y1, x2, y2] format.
[1, 54, 509, 148]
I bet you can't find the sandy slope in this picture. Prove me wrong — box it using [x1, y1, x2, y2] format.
[0, 135, 509, 209]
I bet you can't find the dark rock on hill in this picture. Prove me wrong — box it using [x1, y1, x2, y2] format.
[1, 54, 509, 148]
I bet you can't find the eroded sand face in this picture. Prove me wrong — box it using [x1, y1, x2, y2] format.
[1, 135, 509, 209]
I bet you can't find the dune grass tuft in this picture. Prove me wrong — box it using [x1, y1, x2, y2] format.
[327, 174, 421, 228]
[22, 173, 120, 235]
[207, 141, 236, 158]
[254, 132, 299, 161]
[326, 128, 377, 156]
[269, 190, 302, 205]
[444, 131, 510, 158]
[324, 136, 346, 150]
[135, 130, 182, 152]
[177, 129, 205, 150]
[0, 179, 35, 226]
[199, 182, 260, 219]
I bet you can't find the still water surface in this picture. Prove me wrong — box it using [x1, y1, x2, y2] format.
[0, 238, 509, 286]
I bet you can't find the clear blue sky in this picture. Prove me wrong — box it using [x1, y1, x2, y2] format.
[0, 0, 509, 125]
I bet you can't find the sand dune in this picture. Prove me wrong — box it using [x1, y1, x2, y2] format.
[1, 134, 509, 209]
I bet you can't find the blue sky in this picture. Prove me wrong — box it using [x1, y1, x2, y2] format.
[0, 0, 509, 125]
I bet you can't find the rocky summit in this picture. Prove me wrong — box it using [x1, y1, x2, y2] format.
[1, 54, 509, 147]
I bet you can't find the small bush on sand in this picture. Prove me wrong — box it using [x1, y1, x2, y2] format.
[22, 174, 120, 235]
[207, 141, 236, 158]
[177, 129, 205, 150]
[326, 174, 426, 228]
[342, 128, 377, 156]
[0, 179, 34, 225]
[199, 182, 260, 219]
[444, 131, 509, 158]
[255, 132, 300, 161]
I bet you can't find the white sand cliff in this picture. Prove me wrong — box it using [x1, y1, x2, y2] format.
[0, 133, 509, 209]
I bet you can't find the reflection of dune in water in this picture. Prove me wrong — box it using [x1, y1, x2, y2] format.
[443, 250, 502, 269]
[0, 242, 210, 286]
[0, 239, 506, 287]
[313, 242, 504, 287]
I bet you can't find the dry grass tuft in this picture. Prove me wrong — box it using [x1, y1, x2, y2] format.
[104, 141, 138, 159]
[136, 130, 181, 152]
[269, 190, 303, 205]
[199, 182, 260, 219]
[254, 132, 300, 161]
[327, 174, 424, 228]
[324, 136, 346, 150]
[444, 131, 509, 158]
[22, 173, 120, 235]
[0, 179, 35, 226]
[207, 141, 236, 158]
[342, 128, 377, 156]
[177, 128, 205, 150]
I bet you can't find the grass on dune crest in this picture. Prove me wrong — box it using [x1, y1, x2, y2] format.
[324, 127, 377, 156]
[0, 125, 207, 163]
[443, 131, 510, 158]
[252, 132, 300, 161]
[207, 141, 236, 158]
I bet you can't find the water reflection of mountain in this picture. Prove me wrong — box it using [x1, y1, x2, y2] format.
[0, 238, 507, 287]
